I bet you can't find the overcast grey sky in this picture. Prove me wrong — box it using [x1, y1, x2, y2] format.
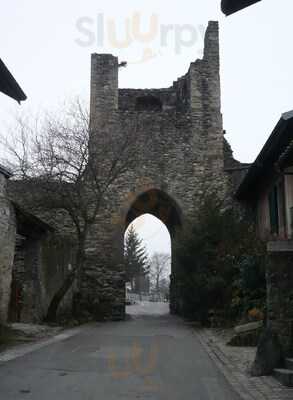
[1, 0, 292, 255]
[126, 214, 171, 259]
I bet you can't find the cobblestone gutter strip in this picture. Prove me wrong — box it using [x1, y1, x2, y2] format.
[195, 329, 293, 400]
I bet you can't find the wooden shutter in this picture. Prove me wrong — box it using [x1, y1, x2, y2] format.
[269, 186, 279, 235]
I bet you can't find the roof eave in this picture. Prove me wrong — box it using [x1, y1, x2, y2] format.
[236, 112, 293, 201]
[0, 58, 27, 103]
[0, 164, 13, 178]
[221, 0, 262, 16]
[12, 201, 54, 233]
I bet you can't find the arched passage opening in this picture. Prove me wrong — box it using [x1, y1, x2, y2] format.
[125, 189, 181, 238]
[124, 189, 182, 316]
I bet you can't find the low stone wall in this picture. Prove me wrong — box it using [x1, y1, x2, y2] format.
[9, 232, 76, 323]
[40, 234, 76, 320]
[267, 252, 293, 356]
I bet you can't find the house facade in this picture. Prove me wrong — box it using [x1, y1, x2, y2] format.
[0, 167, 75, 324]
[236, 111, 293, 356]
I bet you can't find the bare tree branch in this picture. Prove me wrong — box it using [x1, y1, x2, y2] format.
[1, 99, 139, 321]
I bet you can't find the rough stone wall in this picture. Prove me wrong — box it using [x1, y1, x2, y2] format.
[8, 228, 76, 323]
[16, 237, 43, 323]
[7, 181, 78, 323]
[224, 136, 252, 189]
[0, 172, 16, 324]
[80, 21, 232, 320]
[266, 252, 293, 355]
[40, 234, 76, 320]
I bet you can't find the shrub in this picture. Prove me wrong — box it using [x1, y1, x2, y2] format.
[173, 195, 266, 325]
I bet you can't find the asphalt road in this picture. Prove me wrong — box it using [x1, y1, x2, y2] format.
[0, 302, 241, 399]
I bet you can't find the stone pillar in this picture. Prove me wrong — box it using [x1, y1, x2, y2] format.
[76, 54, 125, 322]
[188, 20, 226, 208]
[90, 53, 118, 132]
[203, 21, 220, 82]
[205, 22, 222, 126]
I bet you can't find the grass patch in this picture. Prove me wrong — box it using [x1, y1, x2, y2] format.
[0, 325, 32, 351]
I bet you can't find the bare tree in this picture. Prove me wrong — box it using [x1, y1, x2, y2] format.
[150, 253, 171, 301]
[1, 100, 139, 322]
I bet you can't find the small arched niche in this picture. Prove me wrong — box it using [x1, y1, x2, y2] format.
[135, 95, 163, 112]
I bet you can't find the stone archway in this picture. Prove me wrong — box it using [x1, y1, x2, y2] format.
[124, 189, 182, 312]
[77, 22, 235, 321]
[124, 213, 171, 303]
[125, 189, 182, 238]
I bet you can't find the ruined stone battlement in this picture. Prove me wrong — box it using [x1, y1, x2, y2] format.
[89, 21, 224, 196]
[91, 21, 221, 119]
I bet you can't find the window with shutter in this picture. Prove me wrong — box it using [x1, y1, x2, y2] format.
[269, 186, 279, 235]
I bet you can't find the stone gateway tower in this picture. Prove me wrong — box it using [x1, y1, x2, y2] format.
[80, 21, 231, 320]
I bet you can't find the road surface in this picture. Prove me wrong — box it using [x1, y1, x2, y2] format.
[0, 302, 240, 399]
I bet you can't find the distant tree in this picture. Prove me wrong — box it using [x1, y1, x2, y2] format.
[150, 253, 170, 300]
[124, 226, 150, 295]
[158, 278, 170, 301]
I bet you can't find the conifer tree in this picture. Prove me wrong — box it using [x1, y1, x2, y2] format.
[124, 226, 150, 294]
